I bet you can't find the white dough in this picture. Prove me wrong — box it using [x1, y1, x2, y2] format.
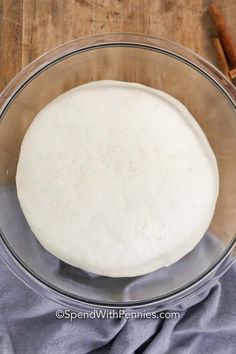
[16, 80, 219, 277]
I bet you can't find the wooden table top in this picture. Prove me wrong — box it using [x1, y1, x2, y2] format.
[0, 0, 236, 91]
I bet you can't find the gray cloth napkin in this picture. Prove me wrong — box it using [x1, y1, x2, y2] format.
[1, 252, 236, 354]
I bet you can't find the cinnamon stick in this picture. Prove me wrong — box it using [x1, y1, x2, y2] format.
[208, 3, 236, 67]
[212, 37, 230, 78]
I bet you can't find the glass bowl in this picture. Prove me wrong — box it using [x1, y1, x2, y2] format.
[0, 33, 236, 312]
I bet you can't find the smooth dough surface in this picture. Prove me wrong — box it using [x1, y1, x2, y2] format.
[16, 80, 219, 277]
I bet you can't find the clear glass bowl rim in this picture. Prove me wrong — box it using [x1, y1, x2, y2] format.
[0, 33, 236, 310]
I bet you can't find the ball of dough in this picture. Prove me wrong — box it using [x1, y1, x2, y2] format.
[16, 80, 219, 277]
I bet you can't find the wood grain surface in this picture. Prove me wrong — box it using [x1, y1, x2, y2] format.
[0, 0, 236, 91]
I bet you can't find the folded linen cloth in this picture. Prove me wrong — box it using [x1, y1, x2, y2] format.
[0, 237, 236, 354]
